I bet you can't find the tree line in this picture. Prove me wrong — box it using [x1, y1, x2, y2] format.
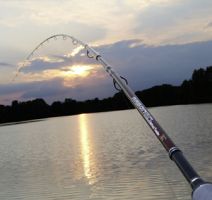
[0, 66, 212, 124]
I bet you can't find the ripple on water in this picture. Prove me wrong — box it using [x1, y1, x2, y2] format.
[0, 105, 211, 199]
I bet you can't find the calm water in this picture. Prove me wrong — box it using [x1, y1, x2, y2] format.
[0, 104, 212, 200]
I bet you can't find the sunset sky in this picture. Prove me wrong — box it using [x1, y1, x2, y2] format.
[1, 0, 212, 105]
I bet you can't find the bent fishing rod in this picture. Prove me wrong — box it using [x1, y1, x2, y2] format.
[19, 34, 212, 200]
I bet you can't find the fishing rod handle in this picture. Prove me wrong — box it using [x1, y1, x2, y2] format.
[171, 151, 204, 189]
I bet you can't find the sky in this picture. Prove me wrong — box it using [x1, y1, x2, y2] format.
[1, 0, 212, 105]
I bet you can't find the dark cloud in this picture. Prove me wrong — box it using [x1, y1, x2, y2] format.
[1, 39, 212, 104]
[17, 78, 110, 101]
[0, 62, 13, 67]
[94, 39, 212, 91]
[21, 57, 71, 73]
[205, 22, 212, 29]
[20, 78, 67, 99]
[0, 73, 113, 104]
[0, 81, 33, 95]
[21, 48, 97, 73]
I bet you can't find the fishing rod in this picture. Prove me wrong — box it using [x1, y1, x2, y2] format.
[90, 39, 212, 200]
[18, 34, 212, 200]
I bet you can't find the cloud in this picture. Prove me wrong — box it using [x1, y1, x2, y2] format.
[94, 39, 212, 90]
[205, 22, 212, 29]
[14, 46, 100, 75]
[0, 79, 65, 105]
[20, 77, 113, 102]
[20, 56, 70, 73]
[20, 78, 69, 99]
[0, 81, 36, 96]
[18, 41, 98, 74]
[133, 0, 212, 44]
[1, 0, 212, 52]
[17, 38, 212, 90]
[2, 38, 212, 105]
[0, 62, 13, 67]
[0, 74, 113, 105]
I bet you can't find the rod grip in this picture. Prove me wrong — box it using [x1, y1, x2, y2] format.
[171, 151, 204, 189]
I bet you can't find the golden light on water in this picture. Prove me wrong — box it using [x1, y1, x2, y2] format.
[79, 114, 97, 185]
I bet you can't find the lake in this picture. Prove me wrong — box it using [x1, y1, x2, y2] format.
[0, 104, 212, 200]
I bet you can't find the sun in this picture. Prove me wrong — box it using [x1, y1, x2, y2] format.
[71, 65, 90, 76]
[61, 65, 93, 77]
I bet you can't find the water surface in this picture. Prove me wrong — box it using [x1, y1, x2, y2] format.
[0, 104, 212, 200]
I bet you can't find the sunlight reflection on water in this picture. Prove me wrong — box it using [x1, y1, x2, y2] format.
[79, 114, 98, 185]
